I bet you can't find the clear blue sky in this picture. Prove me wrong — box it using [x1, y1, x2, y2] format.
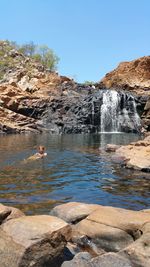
[0, 0, 149, 82]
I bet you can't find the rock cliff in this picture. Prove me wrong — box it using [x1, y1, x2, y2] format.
[0, 41, 150, 133]
[100, 56, 150, 130]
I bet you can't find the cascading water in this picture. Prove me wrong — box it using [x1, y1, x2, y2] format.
[100, 90, 141, 133]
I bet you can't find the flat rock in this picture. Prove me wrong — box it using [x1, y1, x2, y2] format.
[90, 252, 132, 267]
[86, 206, 150, 235]
[115, 137, 150, 171]
[50, 202, 100, 223]
[1, 215, 71, 267]
[74, 218, 133, 252]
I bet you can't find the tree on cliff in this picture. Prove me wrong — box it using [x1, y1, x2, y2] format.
[0, 40, 59, 75]
[18, 42, 36, 57]
[33, 45, 59, 71]
[18, 42, 59, 71]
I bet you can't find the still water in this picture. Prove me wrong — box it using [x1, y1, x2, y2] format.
[0, 133, 149, 214]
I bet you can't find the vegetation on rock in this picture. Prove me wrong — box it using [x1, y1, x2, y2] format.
[0, 40, 59, 80]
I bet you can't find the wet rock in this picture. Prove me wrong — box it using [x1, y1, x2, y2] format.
[50, 202, 100, 224]
[1, 215, 71, 267]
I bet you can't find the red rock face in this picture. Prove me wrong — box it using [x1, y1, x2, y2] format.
[100, 56, 150, 95]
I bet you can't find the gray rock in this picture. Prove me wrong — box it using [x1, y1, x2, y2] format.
[61, 252, 92, 267]
[90, 252, 132, 267]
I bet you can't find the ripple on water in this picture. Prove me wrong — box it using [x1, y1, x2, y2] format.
[0, 133, 149, 214]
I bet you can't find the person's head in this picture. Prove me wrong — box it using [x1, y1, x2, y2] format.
[38, 146, 45, 155]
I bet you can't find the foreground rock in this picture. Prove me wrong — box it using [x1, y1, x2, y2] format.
[1, 202, 150, 266]
[0, 214, 71, 267]
[50, 202, 150, 266]
[115, 135, 150, 171]
[0, 203, 24, 224]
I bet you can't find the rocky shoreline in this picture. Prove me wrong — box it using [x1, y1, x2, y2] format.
[0, 202, 150, 267]
[104, 134, 150, 172]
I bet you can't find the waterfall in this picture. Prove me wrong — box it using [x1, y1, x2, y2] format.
[100, 90, 141, 133]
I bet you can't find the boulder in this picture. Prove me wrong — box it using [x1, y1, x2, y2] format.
[90, 252, 132, 267]
[61, 252, 133, 267]
[73, 218, 133, 252]
[72, 205, 150, 252]
[50, 202, 100, 224]
[61, 252, 92, 267]
[120, 233, 150, 267]
[1, 215, 71, 267]
[0, 203, 24, 224]
[85, 206, 150, 235]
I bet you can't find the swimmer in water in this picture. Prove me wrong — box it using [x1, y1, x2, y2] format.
[26, 146, 47, 161]
[35, 146, 47, 158]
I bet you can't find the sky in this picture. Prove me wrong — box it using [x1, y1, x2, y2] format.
[0, 0, 150, 82]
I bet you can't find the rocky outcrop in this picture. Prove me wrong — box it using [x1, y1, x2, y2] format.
[113, 134, 150, 171]
[100, 56, 150, 95]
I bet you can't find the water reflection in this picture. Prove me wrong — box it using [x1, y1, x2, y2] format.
[0, 133, 149, 214]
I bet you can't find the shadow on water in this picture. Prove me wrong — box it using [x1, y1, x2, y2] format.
[0, 133, 149, 214]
